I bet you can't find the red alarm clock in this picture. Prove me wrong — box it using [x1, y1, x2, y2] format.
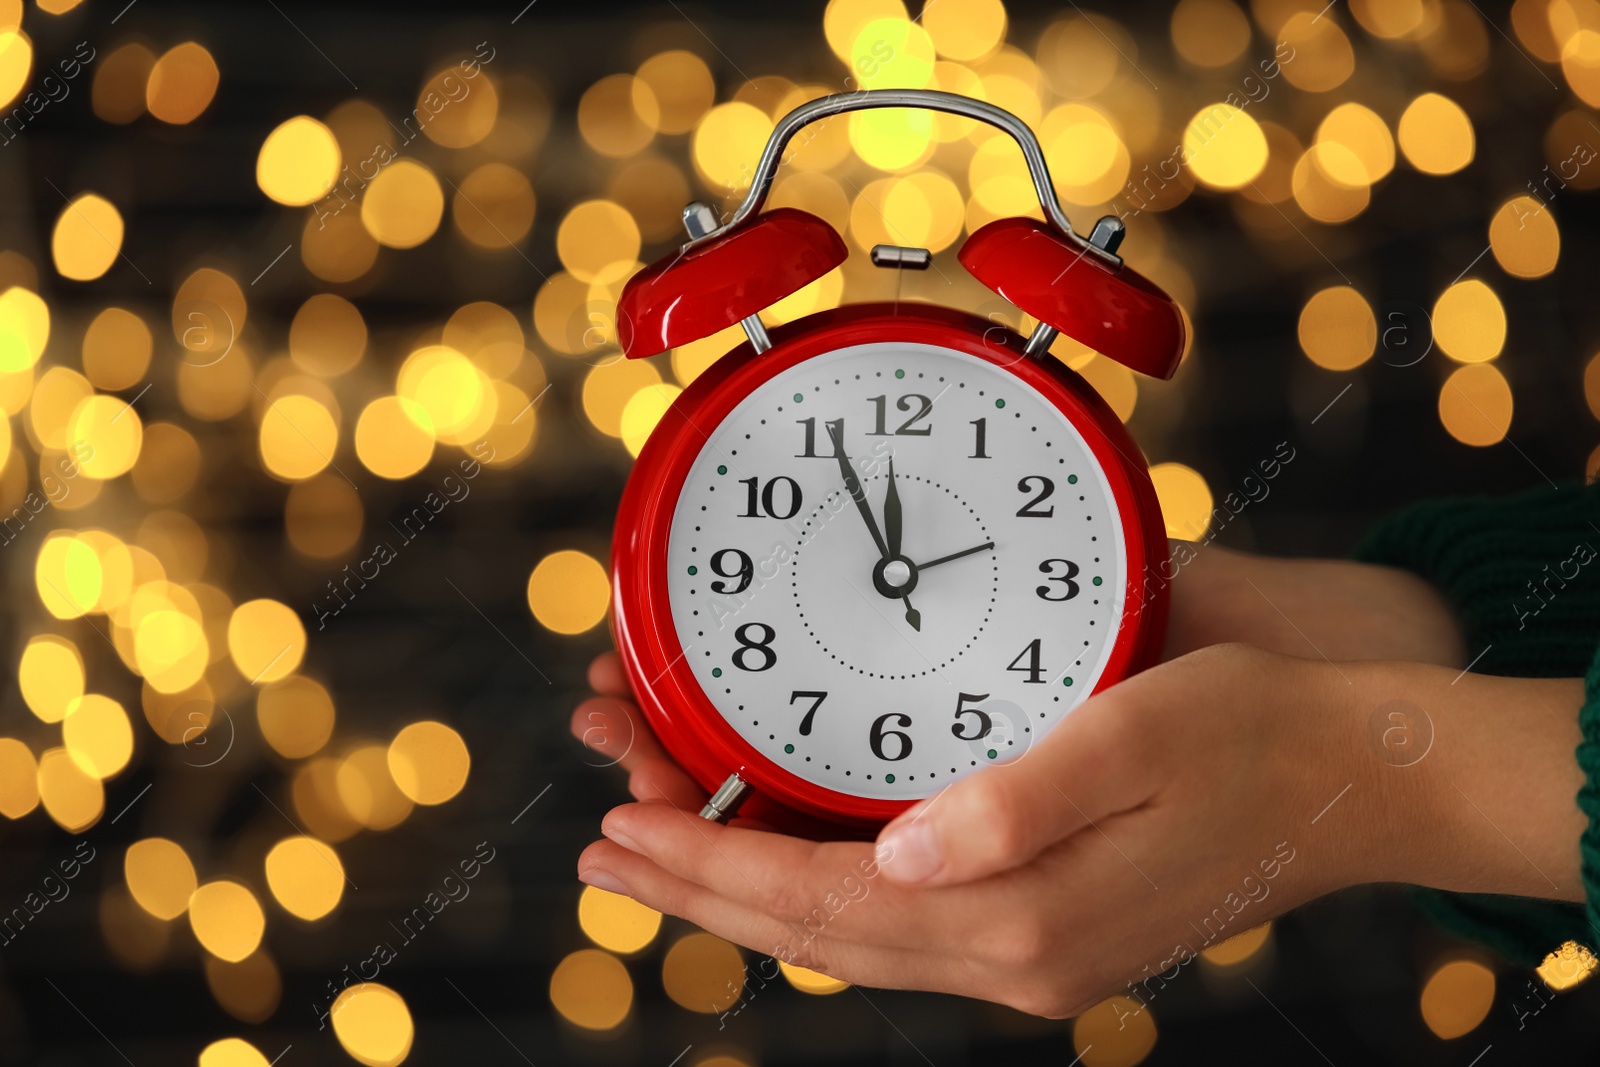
[610, 90, 1183, 831]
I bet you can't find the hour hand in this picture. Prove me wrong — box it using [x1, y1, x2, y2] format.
[827, 421, 889, 560]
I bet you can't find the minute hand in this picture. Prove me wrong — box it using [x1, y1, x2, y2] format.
[828, 422, 889, 559]
[914, 541, 996, 570]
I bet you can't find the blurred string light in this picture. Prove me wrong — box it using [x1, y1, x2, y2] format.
[1072, 994, 1157, 1067]
[578, 885, 663, 953]
[1419, 958, 1495, 1039]
[550, 948, 634, 1029]
[330, 983, 414, 1066]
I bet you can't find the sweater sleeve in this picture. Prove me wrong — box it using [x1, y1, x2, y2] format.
[1351, 483, 1600, 966]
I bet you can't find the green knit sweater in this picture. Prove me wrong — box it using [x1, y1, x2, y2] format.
[1352, 482, 1600, 966]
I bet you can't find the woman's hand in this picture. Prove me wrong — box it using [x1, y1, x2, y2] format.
[575, 644, 1417, 1016]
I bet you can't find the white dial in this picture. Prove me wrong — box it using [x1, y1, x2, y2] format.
[665, 341, 1125, 801]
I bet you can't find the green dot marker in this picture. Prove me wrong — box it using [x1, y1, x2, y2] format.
[687, 565, 698, 575]
[894, 369, 905, 379]
[1092, 576, 1103, 586]
[717, 464, 727, 475]
[712, 667, 722, 678]
[884, 773, 895, 783]
[784, 744, 795, 754]
[793, 392, 803, 403]
[995, 398, 1005, 409]
[1067, 474, 1078, 484]
[1063, 676, 1074, 687]
[986, 749, 998, 759]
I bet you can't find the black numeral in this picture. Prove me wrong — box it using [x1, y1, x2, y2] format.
[1036, 559, 1080, 601]
[951, 693, 993, 740]
[867, 394, 933, 436]
[795, 417, 843, 459]
[790, 691, 827, 736]
[1016, 476, 1055, 517]
[969, 418, 989, 459]
[1006, 638, 1046, 684]
[709, 549, 753, 595]
[732, 623, 776, 672]
[739, 476, 803, 520]
[869, 712, 913, 761]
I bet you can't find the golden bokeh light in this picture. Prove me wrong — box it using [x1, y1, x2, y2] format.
[1315, 104, 1394, 186]
[1171, 0, 1251, 67]
[1488, 195, 1560, 278]
[92, 42, 155, 124]
[674, 325, 746, 386]
[1072, 995, 1158, 1067]
[82, 307, 153, 391]
[256, 675, 336, 759]
[1183, 103, 1267, 190]
[285, 472, 364, 559]
[259, 394, 338, 481]
[199, 1038, 271, 1067]
[396, 345, 494, 445]
[850, 107, 935, 171]
[780, 960, 849, 994]
[146, 42, 219, 125]
[257, 116, 341, 206]
[63, 694, 134, 779]
[1037, 15, 1122, 99]
[1298, 286, 1376, 370]
[580, 73, 658, 158]
[52, 194, 124, 282]
[387, 720, 470, 805]
[1398, 93, 1474, 175]
[452, 162, 537, 250]
[37, 746, 104, 832]
[125, 838, 198, 920]
[37, 531, 102, 619]
[361, 160, 445, 249]
[1419, 958, 1495, 1039]
[0, 738, 39, 818]
[1076, 355, 1137, 423]
[303, 208, 380, 282]
[557, 200, 641, 284]
[228, 598, 306, 684]
[331, 983, 414, 1066]
[662, 932, 744, 1013]
[923, 0, 1006, 62]
[824, 0, 909, 61]
[582, 357, 661, 437]
[1439, 363, 1513, 447]
[578, 886, 662, 954]
[337, 744, 414, 831]
[0, 285, 50, 372]
[205, 950, 283, 1025]
[1277, 12, 1354, 92]
[134, 609, 208, 694]
[71, 395, 143, 479]
[1350, 0, 1425, 38]
[292, 756, 362, 843]
[0, 28, 32, 111]
[608, 154, 692, 242]
[1433, 279, 1505, 363]
[418, 65, 498, 149]
[189, 880, 266, 963]
[852, 17, 936, 90]
[636, 50, 715, 134]
[693, 102, 775, 192]
[1201, 922, 1273, 966]
[620, 383, 681, 457]
[550, 949, 634, 1030]
[1150, 462, 1214, 540]
[20, 634, 84, 722]
[264, 836, 345, 921]
[356, 396, 435, 480]
[1292, 146, 1370, 222]
[290, 294, 366, 378]
[527, 550, 610, 635]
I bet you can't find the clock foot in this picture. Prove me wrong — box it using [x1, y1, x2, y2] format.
[699, 773, 752, 823]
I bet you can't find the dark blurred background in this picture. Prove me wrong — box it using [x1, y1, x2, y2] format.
[0, 0, 1597, 1064]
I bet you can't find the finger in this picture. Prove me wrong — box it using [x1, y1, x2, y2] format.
[588, 652, 630, 698]
[570, 696, 666, 772]
[577, 840, 970, 997]
[601, 802, 955, 949]
[875, 685, 1159, 887]
[627, 758, 706, 811]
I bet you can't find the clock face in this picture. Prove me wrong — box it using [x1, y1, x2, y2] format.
[664, 341, 1126, 802]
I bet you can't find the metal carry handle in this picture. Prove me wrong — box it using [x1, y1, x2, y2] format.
[694, 88, 1123, 265]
